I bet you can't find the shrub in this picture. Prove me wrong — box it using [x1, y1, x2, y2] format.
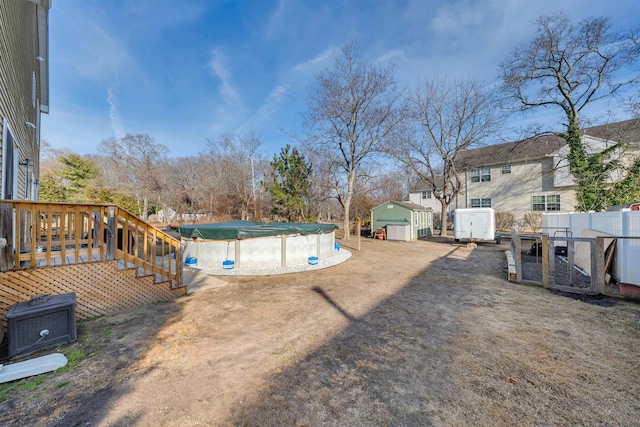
[522, 212, 542, 233]
[495, 212, 516, 232]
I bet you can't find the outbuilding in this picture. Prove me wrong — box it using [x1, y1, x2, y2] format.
[370, 201, 433, 241]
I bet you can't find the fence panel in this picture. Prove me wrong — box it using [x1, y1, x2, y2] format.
[543, 211, 640, 286]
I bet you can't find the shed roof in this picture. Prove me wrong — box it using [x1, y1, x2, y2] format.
[371, 200, 432, 212]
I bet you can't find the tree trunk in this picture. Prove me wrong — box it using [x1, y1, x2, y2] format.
[342, 171, 357, 240]
[440, 203, 449, 237]
[142, 195, 149, 221]
[342, 199, 351, 240]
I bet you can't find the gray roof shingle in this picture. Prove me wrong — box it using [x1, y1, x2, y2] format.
[456, 119, 640, 170]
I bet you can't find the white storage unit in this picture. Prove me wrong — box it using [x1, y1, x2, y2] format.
[386, 224, 411, 241]
[453, 208, 500, 243]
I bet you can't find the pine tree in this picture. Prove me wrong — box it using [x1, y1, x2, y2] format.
[265, 145, 312, 222]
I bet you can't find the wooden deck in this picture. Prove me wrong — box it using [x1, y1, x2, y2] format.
[0, 201, 186, 325]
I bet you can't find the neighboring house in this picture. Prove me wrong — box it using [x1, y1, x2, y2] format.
[452, 119, 640, 223]
[370, 201, 433, 240]
[1, 0, 50, 201]
[408, 177, 444, 213]
[154, 208, 209, 223]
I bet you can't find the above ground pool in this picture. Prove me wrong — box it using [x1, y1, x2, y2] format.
[177, 221, 350, 275]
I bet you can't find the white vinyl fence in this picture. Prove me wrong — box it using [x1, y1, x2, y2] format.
[543, 211, 640, 286]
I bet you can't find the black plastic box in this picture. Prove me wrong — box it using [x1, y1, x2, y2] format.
[6, 292, 77, 358]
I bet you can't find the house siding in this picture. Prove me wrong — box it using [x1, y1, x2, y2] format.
[0, 0, 44, 199]
[459, 162, 578, 222]
[408, 191, 442, 213]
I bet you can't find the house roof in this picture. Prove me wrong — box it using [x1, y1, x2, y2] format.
[372, 200, 431, 212]
[456, 119, 640, 170]
[410, 176, 445, 192]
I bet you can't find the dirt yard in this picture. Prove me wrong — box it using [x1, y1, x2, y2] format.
[1, 236, 639, 426]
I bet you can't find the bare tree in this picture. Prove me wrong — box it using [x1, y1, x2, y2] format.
[162, 156, 212, 216]
[203, 132, 262, 220]
[98, 134, 169, 219]
[303, 41, 405, 239]
[391, 78, 503, 235]
[626, 92, 640, 119]
[366, 168, 407, 206]
[500, 13, 640, 211]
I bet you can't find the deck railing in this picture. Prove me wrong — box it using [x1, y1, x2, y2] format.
[0, 201, 184, 288]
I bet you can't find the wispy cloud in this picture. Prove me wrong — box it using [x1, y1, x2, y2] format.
[208, 48, 243, 107]
[293, 47, 337, 75]
[375, 49, 406, 64]
[246, 84, 289, 129]
[106, 86, 125, 139]
[430, 1, 485, 35]
[125, 0, 206, 30]
[264, 0, 288, 40]
[55, 2, 137, 83]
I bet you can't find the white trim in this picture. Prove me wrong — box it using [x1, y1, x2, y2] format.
[1, 119, 19, 200]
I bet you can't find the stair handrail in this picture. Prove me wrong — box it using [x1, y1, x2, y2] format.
[1, 200, 184, 288]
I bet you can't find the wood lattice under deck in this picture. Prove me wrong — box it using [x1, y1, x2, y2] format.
[0, 261, 185, 327]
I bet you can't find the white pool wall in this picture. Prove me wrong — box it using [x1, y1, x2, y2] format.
[183, 231, 337, 269]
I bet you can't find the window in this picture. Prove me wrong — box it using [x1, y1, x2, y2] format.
[470, 167, 491, 183]
[471, 198, 492, 208]
[421, 190, 432, 199]
[501, 164, 511, 175]
[532, 195, 561, 211]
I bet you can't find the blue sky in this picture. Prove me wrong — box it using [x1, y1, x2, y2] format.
[41, 0, 640, 158]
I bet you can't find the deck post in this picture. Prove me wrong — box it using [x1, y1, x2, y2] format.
[567, 237, 575, 286]
[106, 206, 116, 260]
[0, 202, 15, 271]
[593, 237, 606, 294]
[542, 234, 550, 288]
[514, 233, 522, 283]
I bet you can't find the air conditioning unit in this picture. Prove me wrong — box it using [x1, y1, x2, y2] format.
[6, 293, 77, 358]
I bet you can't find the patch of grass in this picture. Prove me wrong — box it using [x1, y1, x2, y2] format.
[55, 349, 86, 375]
[22, 376, 47, 391]
[116, 333, 125, 340]
[0, 375, 49, 403]
[625, 320, 640, 337]
[79, 333, 94, 344]
[67, 349, 86, 366]
[0, 381, 23, 403]
[56, 381, 70, 388]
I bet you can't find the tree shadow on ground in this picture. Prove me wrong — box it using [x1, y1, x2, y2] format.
[230, 242, 507, 426]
